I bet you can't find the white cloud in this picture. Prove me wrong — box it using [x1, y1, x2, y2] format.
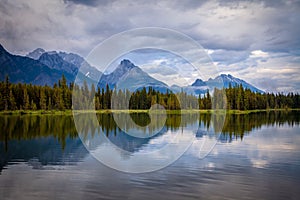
[205, 49, 215, 55]
[210, 49, 300, 93]
[250, 50, 269, 58]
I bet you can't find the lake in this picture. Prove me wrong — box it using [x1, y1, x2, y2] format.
[0, 111, 300, 200]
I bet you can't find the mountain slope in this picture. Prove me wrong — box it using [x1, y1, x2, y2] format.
[38, 52, 78, 75]
[26, 48, 45, 60]
[58, 52, 102, 81]
[206, 74, 264, 93]
[181, 74, 263, 95]
[99, 59, 168, 91]
[191, 79, 207, 87]
[0, 44, 74, 85]
[27, 48, 102, 81]
[36, 51, 100, 86]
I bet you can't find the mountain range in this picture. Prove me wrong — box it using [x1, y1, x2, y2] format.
[0, 44, 264, 94]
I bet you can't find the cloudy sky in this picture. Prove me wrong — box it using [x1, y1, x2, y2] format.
[0, 0, 300, 92]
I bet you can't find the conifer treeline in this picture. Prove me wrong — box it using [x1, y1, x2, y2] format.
[0, 75, 299, 111]
[213, 84, 300, 110]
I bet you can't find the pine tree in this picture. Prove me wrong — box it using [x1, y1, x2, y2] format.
[104, 84, 111, 109]
[23, 88, 30, 110]
[205, 90, 212, 109]
[54, 88, 65, 110]
[31, 99, 37, 110]
[3, 75, 10, 110]
[40, 88, 47, 110]
[9, 89, 17, 110]
[48, 96, 52, 110]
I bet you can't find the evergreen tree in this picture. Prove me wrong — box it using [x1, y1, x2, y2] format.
[40, 88, 47, 110]
[3, 75, 10, 110]
[23, 88, 30, 110]
[9, 90, 17, 110]
[31, 99, 37, 110]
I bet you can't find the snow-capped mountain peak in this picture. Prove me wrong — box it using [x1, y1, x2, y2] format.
[98, 59, 168, 91]
[26, 48, 46, 60]
[206, 74, 264, 93]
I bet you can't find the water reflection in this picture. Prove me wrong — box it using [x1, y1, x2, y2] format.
[1, 111, 300, 200]
[221, 110, 300, 142]
[0, 110, 299, 172]
[0, 115, 85, 173]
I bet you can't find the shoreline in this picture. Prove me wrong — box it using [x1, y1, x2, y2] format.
[0, 108, 299, 115]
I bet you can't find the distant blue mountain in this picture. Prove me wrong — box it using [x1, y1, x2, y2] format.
[0, 44, 74, 85]
[26, 48, 45, 60]
[206, 74, 264, 93]
[98, 59, 168, 92]
[57, 51, 102, 81]
[38, 52, 79, 75]
[0, 44, 263, 94]
[192, 79, 207, 87]
[99, 60, 263, 94]
[28, 48, 102, 81]
[183, 74, 264, 95]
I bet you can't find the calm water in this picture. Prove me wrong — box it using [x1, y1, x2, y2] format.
[0, 111, 300, 200]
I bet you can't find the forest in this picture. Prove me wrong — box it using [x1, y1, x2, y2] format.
[0, 75, 299, 111]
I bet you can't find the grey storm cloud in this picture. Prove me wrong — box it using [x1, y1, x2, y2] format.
[210, 50, 250, 65]
[64, 0, 113, 6]
[1, 0, 299, 53]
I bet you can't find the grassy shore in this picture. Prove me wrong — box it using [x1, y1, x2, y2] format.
[0, 108, 299, 115]
[0, 110, 74, 115]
